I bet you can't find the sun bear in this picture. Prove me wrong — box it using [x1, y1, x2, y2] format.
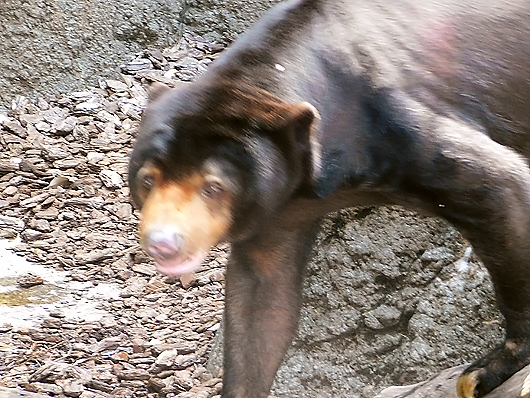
[128, 0, 530, 397]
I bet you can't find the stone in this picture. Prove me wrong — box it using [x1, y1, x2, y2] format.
[180, 273, 197, 289]
[3, 186, 18, 196]
[0, 387, 52, 398]
[75, 101, 101, 112]
[116, 369, 150, 381]
[96, 110, 121, 127]
[114, 203, 133, 220]
[0, 158, 22, 172]
[121, 59, 154, 73]
[3, 119, 27, 138]
[43, 107, 69, 124]
[53, 116, 78, 135]
[105, 80, 129, 93]
[34, 208, 59, 220]
[154, 349, 179, 368]
[30, 383, 63, 395]
[56, 379, 85, 397]
[99, 170, 124, 189]
[364, 305, 402, 329]
[42, 145, 70, 161]
[0, 215, 25, 231]
[20, 193, 50, 208]
[34, 121, 51, 132]
[85, 337, 123, 354]
[53, 158, 83, 169]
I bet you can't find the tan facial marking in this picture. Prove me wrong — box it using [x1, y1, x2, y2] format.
[139, 168, 233, 260]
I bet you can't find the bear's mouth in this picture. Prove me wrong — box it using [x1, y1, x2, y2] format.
[153, 251, 207, 276]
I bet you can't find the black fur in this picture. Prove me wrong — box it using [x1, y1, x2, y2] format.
[129, 0, 530, 397]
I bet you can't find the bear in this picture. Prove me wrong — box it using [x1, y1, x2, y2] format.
[128, 0, 530, 397]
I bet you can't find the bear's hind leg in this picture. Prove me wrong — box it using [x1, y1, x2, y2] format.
[401, 119, 530, 398]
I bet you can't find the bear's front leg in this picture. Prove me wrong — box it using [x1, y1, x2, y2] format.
[221, 219, 321, 398]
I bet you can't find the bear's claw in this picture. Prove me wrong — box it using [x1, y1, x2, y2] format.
[457, 369, 483, 398]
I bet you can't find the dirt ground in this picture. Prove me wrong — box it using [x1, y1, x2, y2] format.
[0, 35, 228, 398]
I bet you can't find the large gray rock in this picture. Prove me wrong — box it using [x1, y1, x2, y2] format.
[0, 387, 51, 398]
[182, 0, 281, 43]
[0, 0, 280, 108]
[0, 0, 181, 106]
[209, 206, 504, 397]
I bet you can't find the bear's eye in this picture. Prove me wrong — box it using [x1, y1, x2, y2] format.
[142, 173, 155, 192]
[202, 180, 224, 198]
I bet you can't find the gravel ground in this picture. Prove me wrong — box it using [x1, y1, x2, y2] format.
[0, 34, 229, 398]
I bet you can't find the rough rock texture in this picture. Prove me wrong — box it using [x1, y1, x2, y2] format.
[209, 207, 504, 397]
[182, 0, 281, 43]
[0, 0, 280, 107]
[275, 208, 504, 397]
[0, 0, 185, 106]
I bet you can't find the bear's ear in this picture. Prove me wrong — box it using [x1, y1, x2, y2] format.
[148, 82, 172, 101]
[286, 101, 322, 183]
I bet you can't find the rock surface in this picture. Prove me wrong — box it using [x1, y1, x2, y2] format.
[0, 386, 51, 398]
[182, 0, 281, 43]
[0, 0, 280, 108]
[273, 208, 503, 397]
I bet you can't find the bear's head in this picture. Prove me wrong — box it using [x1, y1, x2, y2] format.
[128, 79, 320, 275]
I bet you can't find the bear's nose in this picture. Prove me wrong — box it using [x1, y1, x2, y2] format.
[145, 227, 184, 261]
